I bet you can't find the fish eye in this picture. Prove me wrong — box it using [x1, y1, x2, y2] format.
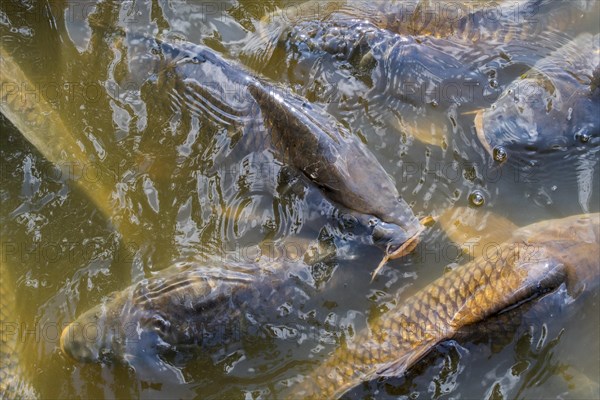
[190, 54, 206, 64]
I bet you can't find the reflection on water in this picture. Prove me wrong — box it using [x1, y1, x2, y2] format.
[0, 0, 598, 399]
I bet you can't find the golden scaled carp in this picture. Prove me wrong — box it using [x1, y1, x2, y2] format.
[288, 213, 599, 399]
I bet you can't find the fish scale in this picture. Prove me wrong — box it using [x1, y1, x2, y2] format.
[238, 0, 598, 131]
[59, 260, 320, 367]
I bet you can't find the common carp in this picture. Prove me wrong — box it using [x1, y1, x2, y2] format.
[288, 213, 599, 399]
[474, 33, 600, 160]
[140, 36, 424, 259]
[314, 0, 595, 40]
[249, 0, 596, 61]
[59, 259, 319, 378]
[57, 233, 341, 371]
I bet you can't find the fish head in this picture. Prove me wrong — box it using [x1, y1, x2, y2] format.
[519, 213, 600, 295]
[60, 265, 225, 367]
[475, 75, 599, 162]
[60, 286, 188, 384]
[60, 299, 121, 363]
[60, 286, 171, 365]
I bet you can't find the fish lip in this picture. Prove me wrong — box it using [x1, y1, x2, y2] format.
[60, 323, 79, 363]
[474, 110, 494, 157]
[372, 219, 416, 250]
[60, 318, 104, 363]
[386, 234, 420, 259]
[386, 216, 433, 260]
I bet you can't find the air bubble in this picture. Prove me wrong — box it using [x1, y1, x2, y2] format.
[493, 146, 507, 162]
[489, 79, 498, 88]
[469, 191, 485, 207]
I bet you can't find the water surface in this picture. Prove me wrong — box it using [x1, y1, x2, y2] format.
[1, 1, 599, 399]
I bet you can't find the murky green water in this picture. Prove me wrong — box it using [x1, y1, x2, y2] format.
[1, 1, 599, 399]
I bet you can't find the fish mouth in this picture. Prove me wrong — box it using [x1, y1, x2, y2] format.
[386, 229, 421, 260]
[371, 216, 434, 280]
[60, 323, 78, 362]
[60, 320, 103, 363]
[386, 215, 434, 259]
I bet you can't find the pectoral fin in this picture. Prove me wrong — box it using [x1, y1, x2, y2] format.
[375, 339, 442, 377]
[328, 339, 442, 400]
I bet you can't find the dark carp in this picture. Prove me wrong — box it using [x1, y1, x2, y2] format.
[59, 259, 317, 378]
[288, 213, 600, 399]
[255, 0, 595, 39]
[139, 37, 424, 258]
[475, 33, 600, 160]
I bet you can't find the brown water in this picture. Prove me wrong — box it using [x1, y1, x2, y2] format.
[1, 1, 599, 399]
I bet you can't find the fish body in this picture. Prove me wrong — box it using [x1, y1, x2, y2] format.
[284, 19, 492, 110]
[246, 80, 417, 232]
[261, 0, 594, 48]
[277, 0, 598, 102]
[0, 46, 118, 221]
[290, 213, 600, 399]
[475, 33, 600, 159]
[348, 0, 596, 41]
[146, 38, 421, 250]
[59, 260, 311, 367]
